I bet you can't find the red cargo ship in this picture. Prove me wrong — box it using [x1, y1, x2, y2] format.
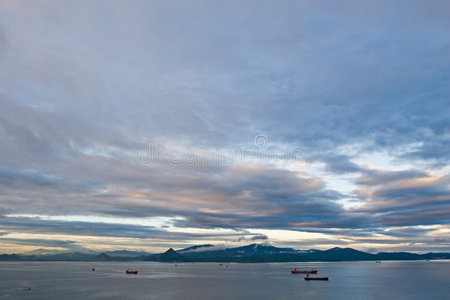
[291, 268, 318, 274]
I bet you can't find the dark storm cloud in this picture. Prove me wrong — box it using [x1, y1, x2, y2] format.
[0, 25, 6, 54]
[1, 151, 353, 231]
[380, 226, 436, 238]
[310, 154, 364, 174]
[0, 215, 263, 242]
[250, 235, 268, 241]
[373, 180, 449, 201]
[356, 169, 429, 186]
[0, 216, 163, 239]
[356, 174, 450, 227]
[0, 0, 448, 152]
[379, 208, 450, 227]
[0, 237, 91, 252]
[402, 136, 450, 167]
[0, 168, 60, 188]
[0, 0, 449, 251]
[235, 234, 268, 243]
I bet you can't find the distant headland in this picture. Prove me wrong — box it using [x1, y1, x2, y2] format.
[1, 244, 449, 262]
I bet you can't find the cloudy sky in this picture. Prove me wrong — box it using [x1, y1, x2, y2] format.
[0, 0, 449, 254]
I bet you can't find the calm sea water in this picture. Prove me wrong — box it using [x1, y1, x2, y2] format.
[0, 260, 449, 299]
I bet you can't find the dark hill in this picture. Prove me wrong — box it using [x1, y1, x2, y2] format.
[174, 243, 307, 262]
[159, 248, 184, 262]
[374, 252, 422, 260]
[421, 252, 450, 259]
[311, 247, 374, 261]
[95, 253, 110, 261]
[6, 244, 450, 262]
[0, 253, 20, 261]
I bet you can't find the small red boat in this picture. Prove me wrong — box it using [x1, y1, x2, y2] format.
[291, 268, 318, 274]
[126, 269, 138, 274]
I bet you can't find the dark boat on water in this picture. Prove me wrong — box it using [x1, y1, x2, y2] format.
[126, 269, 138, 274]
[304, 276, 328, 281]
[291, 268, 318, 274]
[304, 274, 328, 280]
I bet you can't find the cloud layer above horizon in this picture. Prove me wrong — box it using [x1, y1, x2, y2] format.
[0, 0, 449, 254]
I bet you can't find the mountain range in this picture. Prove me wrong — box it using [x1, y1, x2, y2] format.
[1, 244, 449, 262]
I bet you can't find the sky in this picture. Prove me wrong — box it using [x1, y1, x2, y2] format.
[0, 0, 449, 254]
